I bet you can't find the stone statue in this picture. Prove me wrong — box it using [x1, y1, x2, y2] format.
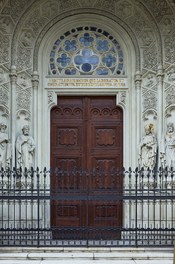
[16, 125, 35, 171]
[0, 123, 12, 169]
[160, 122, 175, 168]
[139, 124, 157, 170]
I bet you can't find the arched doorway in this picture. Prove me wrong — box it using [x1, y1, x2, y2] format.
[50, 96, 123, 239]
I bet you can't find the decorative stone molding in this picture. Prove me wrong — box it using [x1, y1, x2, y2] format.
[166, 67, 175, 83]
[17, 72, 30, 88]
[143, 73, 156, 88]
[165, 105, 175, 117]
[142, 71, 158, 113]
[16, 109, 30, 121]
[116, 91, 127, 109]
[143, 91, 157, 111]
[32, 71, 39, 89]
[9, 0, 164, 74]
[156, 65, 164, 83]
[0, 86, 8, 107]
[159, 16, 175, 35]
[164, 35, 175, 64]
[165, 86, 175, 107]
[19, 29, 35, 48]
[0, 33, 10, 64]
[16, 45, 32, 72]
[143, 110, 157, 121]
[0, 105, 9, 119]
[16, 84, 31, 112]
[47, 90, 57, 107]
[142, 44, 158, 71]
[48, 91, 54, 105]
[135, 71, 142, 90]
[10, 65, 17, 84]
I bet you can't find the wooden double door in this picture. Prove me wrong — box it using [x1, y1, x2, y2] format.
[50, 96, 123, 239]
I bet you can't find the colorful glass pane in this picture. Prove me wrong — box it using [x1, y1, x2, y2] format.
[49, 26, 125, 76]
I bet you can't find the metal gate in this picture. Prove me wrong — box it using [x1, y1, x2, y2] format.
[0, 167, 175, 247]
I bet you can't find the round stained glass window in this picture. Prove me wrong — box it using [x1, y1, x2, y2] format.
[49, 26, 125, 76]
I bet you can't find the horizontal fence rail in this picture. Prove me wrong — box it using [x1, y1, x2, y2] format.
[0, 167, 175, 247]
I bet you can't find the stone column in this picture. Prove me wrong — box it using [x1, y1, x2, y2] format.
[135, 71, 142, 167]
[9, 65, 17, 168]
[156, 65, 164, 167]
[32, 71, 39, 168]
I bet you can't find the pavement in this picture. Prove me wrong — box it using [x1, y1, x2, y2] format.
[0, 247, 173, 264]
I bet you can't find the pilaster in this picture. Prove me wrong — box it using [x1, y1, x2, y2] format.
[32, 71, 39, 168]
[135, 70, 142, 166]
[156, 65, 164, 167]
[9, 65, 17, 168]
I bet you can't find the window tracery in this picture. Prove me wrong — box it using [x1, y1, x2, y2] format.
[49, 26, 125, 76]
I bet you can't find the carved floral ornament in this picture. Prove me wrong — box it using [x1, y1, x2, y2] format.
[10, 0, 161, 72]
[1, 0, 173, 74]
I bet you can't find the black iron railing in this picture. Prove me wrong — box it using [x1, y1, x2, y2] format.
[0, 167, 175, 247]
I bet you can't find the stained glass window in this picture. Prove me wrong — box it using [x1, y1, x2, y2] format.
[49, 26, 125, 76]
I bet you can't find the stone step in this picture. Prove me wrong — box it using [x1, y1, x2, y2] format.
[0, 247, 173, 261]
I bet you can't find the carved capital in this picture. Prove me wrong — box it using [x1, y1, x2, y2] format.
[32, 71, 39, 89]
[10, 65, 17, 84]
[135, 71, 142, 90]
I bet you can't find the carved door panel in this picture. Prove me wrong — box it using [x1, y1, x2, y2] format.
[87, 97, 123, 236]
[50, 96, 123, 239]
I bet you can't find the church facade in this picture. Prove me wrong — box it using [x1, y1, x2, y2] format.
[0, 0, 175, 246]
[0, 0, 175, 171]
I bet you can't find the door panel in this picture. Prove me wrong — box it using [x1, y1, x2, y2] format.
[50, 96, 123, 239]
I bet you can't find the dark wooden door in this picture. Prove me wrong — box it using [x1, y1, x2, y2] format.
[50, 96, 123, 239]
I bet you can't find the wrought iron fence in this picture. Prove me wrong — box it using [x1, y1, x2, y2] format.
[0, 167, 175, 247]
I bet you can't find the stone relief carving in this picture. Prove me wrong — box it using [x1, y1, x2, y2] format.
[117, 91, 126, 107]
[143, 0, 171, 22]
[11, 0, 162, 74]
[17, 72, 30, 88]
[20, 29, 35, 48]
[143, 110, 157, 121]
[0, 87, 8, 107]
[143, 91, 157, 111]
[24, 8, 49, 35]
[0, 67, 5, 83]
[139, 124, 157, 170]
[165, 86, 175, 107]
[1, 0, 33, 23]
[0, 33, 10, 63]
[164, 35, 175, 64]
[143, 73, 156, 88]
[41, 0, 59, 18]
[16, 110, 30, 121]
[16, 85, 31, 112]
[143, 44, 158, 70]
[160, 16, 175, 35]
[48, 91, 54, 104]
[0, 0, 6, 11]
[160, 122, 175, 168]
[116, 1, 133, 18]
[94, 0, 116, 13]
[16, 45, 32, 71]
[59, 0, 80, 11]
[0, 15, 14, 34]
[79, 0, 96, 8]
[16, 125, 35, 170]
[0, 122, 12, 169]
[140, 30, 154, 47]
[167, 68, 175, 82]
[131, 11, 146, 35]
